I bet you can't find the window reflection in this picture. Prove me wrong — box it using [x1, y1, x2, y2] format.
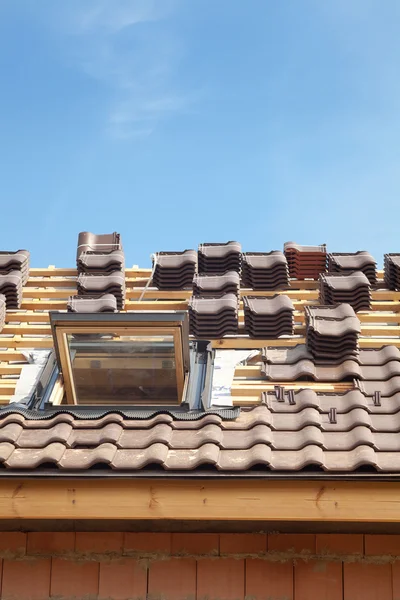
[67, 334, 178, 405]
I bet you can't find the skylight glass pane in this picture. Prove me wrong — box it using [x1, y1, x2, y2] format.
[66, 333, 178, 404]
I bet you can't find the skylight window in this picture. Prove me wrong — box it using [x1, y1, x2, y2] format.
[50, 312, 190, 406]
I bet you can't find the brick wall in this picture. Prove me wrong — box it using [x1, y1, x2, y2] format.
[0, 532, 398, 599]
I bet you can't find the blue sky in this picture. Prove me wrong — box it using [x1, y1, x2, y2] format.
[0, 0, 399, 268]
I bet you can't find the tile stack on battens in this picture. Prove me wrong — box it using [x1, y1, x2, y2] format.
[188, 242, 242, 337]
[188, 293, 239, 337]
[152, 250, 197, 290]
[0, 250, 30, 310]
[284, 242, 327, 280]
[74, 231, 125, 310]
[241, 251, 290, 290]
[327, 251, 377, 284]
[0, 272, 24, 309]
[305, 303, 361, 361]
[0, 250, 30, 285]
[198, 241, 242, 275]
[384, 254, 400, 290]
[243, 295, 294, 338]
[319, 272, 371, 311]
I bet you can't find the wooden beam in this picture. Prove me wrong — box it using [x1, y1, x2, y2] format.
[6, 323, 400, 337]
[0, 351, 27, 362]
[212, 337, 400, 349]
[20, 301, 67, 311]
[28, 268, 153, 278]
[15, 298, 400, 313]
[0, 478, 399, 522]
[0, 365, 23, 375]
[0, 338, 53, 349]
[231, 382, 353, 395]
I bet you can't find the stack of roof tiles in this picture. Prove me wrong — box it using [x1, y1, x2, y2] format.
[77, 250, 124, 274]
[0, 250, 30, 285]
[192, 271, 240, 297]
[0, 272, 23, 309]
[0, 294, 5, 333]
[284, 242, 327, 280]
[75, 232, 125, 311]
[327, 251, 377, 284]
[319, 271, 371, 311]
[188, 294, 238, 338]
[384, 254, 400, 290]
[198, 242, 242, 275]
[241, 252, 289, 290]
[67, 294, 117, 313]
[243, 295, 294, 338]
[305, 303, 361, 361]
[152, 250, 197, 290]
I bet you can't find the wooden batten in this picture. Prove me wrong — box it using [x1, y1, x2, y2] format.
[0, 265, 399, 407]
[0, 478, 399, 523]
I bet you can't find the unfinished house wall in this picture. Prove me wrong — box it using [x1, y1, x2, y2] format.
[0, 532, 398, 599]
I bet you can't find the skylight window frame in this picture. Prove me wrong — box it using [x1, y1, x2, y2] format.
[49, 311, 190, 406]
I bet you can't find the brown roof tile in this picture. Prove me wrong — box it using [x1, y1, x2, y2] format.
[77, 271, 125, 310]
[58, 443, 117, 469]
[384, 254, 400, 290]
[153, 251, 197, 290]
[193, 271, 240, 297]
[243, 295, 294, 338]
[67, 294, 118, 313]
[328, 251, 377, 284]
[241, 252, 289, 290]
[188, 293, 238, 337]
[0, 271, 23, 309]
[0, 250, 30, 286]
[319, 272, 371, 311]
[16, 423, 73, 448]
[77, 249, 125, 274]
[261, 359, 362, 381]
[284, 242, 327, 280]
[77, 232, 121, 260]
[198, 242, 242, 274]
[5, 442, 66, 468]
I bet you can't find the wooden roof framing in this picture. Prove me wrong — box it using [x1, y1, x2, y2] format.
[0, 267, 400, 405]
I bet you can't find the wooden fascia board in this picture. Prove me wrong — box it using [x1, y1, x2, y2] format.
[1, 478, 400, 522]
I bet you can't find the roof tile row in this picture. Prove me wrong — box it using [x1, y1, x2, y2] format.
[262, 345, 396, 366]
[3, 397, 400, 470]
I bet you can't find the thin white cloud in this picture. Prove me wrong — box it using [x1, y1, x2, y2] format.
[45, 0, 193, 139]
[70, 0, 174, 35]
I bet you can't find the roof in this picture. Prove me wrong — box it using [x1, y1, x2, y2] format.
[1, 395, 400, 473]
[1, 238, 400, 477]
